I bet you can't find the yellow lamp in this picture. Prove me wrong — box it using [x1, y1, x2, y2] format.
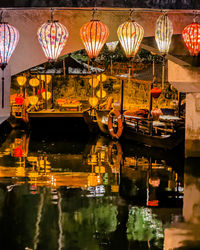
[29, 78, 40, 87]
[42, 91, 51, 100]
[37, 74, 52, 84]
[97, 74, 107, 82]
[89, 78, 99, 88]
[96, 89, 107, 98]
[28, 96, 38, 106]
[89, 97, 98, 107]
[17, 76, 27, 86]
[17, 76, 27, 93]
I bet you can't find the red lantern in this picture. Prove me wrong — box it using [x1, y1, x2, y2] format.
[14, 145, 23, 157]
[37, 88, 45, 96]
[151, 87, 161, 99]
[15, 96, 24, 105]
[182, 22, 200, 56]
[147, 200, 159, 207]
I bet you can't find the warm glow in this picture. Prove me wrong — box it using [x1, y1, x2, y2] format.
[42, 91, 52, 100]
[89, 97, 98, 107]
[96, 89, 107, 98]
[29, 78, 40, 87]
[0, 22, 19, 69]
[28, 96, 39, 105]
[117, 20, 144, 58]
[37, 20, 68, 61]
[16, 76, 27, 86]
[155, 14, 173, 55]
[106, 41, 119, 52]
[89, 78, 99, 88]
[182, 22, 200, 56]
[37, 74, 52, 83]
[97, 74, 107, 82]
[80, 20, 109, 59]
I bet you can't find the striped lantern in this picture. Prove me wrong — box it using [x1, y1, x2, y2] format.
[37, 20, 68, 61]
[80, 20, 109, 59]
[0, 22, 19, 108]
[117, 20, 144, 58]
[182, 22, 200, 56]
[155, 14, 173, 55]
[0, 22, 19, 70]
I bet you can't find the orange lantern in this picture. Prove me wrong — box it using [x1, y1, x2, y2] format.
[182, 21, 200, 56]
[29, 78, 40, 87]
[151, 87, 161, 99]
[89, 78, 99, 88]
[80, 17, 109, 59]
[16, 76, 27, 86]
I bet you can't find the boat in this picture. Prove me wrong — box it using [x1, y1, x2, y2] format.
[96, 109, 185, 150]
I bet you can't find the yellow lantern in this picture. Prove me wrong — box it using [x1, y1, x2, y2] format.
[96, 89, 107, 98]
[28, 96, 38, 106]
[88, 173, 98, 187]
[16, 76, 27, 86]
[42, 91, 51, 100]
[89, 97, 98, 107]
[117, 20, 144, 58]
[29, 78, 40, 87]
[37, 74, 52, 84]
[97, 74, 107, 82]
[89, 78, 99, 88]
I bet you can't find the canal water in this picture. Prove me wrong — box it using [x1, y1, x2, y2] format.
[0, 127, 192, 250]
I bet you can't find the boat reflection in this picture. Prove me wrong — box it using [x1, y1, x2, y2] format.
[0, 131, 186, 249]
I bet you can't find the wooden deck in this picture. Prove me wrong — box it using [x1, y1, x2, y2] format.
[28, 109, 84, 118]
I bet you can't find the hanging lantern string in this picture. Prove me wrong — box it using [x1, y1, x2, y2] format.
[0, 11, 3, 22]
[193, 11, 198, 22]
[129, 9, 134, 20]
[91, 8, 97, 20]
[50, 8, 55, 21]
[162, 55, 165, 89]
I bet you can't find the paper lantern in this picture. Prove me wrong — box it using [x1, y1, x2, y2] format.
[14, 145, 23, 157]
[97, 74, 107, 82]
[29, 78, 40, 87]
[89, 78, 99, 88]
[89, 97, 98, 107]
[151, 108, 162, 120]
[151, 87, 161, 99]
[80, 20, 109, 59]
[15, 96, 24, 105]
[117, 20, 144, 58]
[16, 76, 27, 86]
[42, 91, 51, 100]
[37, 20, 68, 61]
[182, 22, 200, 56]
[37, 74, 52, 83]
[96, 89, 107, 98]
[0, 22, 19, 70]
[29, 96, 38, 105]
[106, 41, 118, 52]
[0, 22, 19, 108]
[155, 14, 173, 55]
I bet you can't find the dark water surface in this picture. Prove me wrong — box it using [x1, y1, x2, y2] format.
[0, 127, 195, 250]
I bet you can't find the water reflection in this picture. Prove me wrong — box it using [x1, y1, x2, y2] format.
[0, 130, 186, 250]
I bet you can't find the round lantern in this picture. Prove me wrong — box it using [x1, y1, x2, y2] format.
[42, 91, 51, 100]
[117, 20, 144, 58]
[15, 96, 24, 105]
[151, 87, 161, 99]
[182, 22, 200, 56]
[89, 97, 98, 107]
[80, 20, 109, 59]
[37, 74, 52, 83]
[89, 78, 99, 88]
[29, 78, 40, 87]
[16, 76, 27, 86]
[106, 41, 119, 52]
[155, 14, 173, 55]
[37, 19, 68, 61]
[97, 74, 107, 82]
[0, 21, 19, 108]
[96, 89, 107, 98]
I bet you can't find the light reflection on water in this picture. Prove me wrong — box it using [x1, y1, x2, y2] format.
[0, 130, 186, 250]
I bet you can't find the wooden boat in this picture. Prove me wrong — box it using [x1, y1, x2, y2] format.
[96, 109, 185, 150]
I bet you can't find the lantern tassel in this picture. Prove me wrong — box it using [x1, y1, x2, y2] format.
[162, 57, 165, 89]
[2, 70, 4, 108]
